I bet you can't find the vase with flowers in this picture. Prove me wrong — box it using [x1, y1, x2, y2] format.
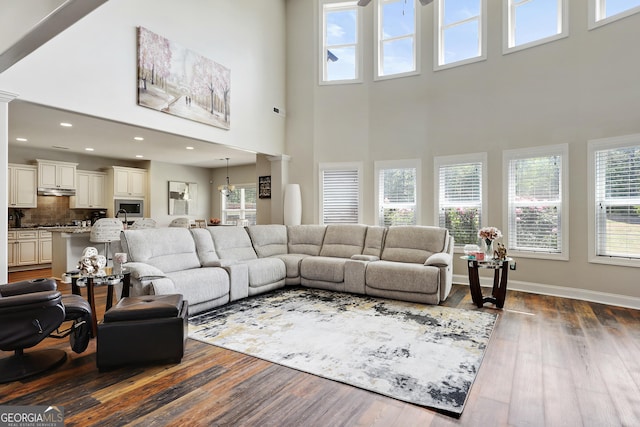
[478, 226, 502, 259]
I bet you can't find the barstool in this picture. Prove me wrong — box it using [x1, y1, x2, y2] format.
[89, 218, 124, 265]
[130, 218, 157, 229]
[169, 217, 190, 228]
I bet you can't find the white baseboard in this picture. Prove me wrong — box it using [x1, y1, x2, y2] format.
[452, 274, 640, 310]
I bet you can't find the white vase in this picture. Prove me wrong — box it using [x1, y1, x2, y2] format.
[283, 184, 302, 226]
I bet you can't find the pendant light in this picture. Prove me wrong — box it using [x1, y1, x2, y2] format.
[218, 158, 235, 197]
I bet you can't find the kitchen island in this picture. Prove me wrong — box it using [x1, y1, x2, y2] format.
[50, 226, 103, 280]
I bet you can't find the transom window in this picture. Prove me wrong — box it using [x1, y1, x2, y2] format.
[504, 0, 568, 53]
[434, 153, 487, 248]
[589, 0, 640, 28]
[434, 0, 486, 70]
[375, 159, 420, 226]
[375, 0, 419, 79]
[320, 162, 362, 224]
[320, 1, 362, 84]
[503, 144, 568, 259]
[221, 184, 256, 225]
[588, 134, 640, 267]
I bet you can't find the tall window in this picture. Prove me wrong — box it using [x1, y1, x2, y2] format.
[375, 0, 419, 79]
[435, 0, 486, 70]
[221, 184, 256, 225]
[320, 1, 362, 84]
[320, 163, 362, 224]
[589, 134, 640, 267]
[435, 153, 486, 248]
[503, 144, 568, 259]
[589, 0, 640, 28]
[375, 159, 420, 226]
[504, 0, 568, 53]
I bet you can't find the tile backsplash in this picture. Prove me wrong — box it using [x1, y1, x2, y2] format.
[8, 196, 100, 227]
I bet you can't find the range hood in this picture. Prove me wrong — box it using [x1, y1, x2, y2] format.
[37, 187, 76, 196]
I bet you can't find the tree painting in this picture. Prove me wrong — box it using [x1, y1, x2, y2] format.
[137, 26, 231, 130]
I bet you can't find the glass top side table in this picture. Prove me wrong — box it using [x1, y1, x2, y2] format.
[461, 256, 516, 309]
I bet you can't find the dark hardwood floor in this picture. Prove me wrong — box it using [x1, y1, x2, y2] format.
[2, 269, 639, 426]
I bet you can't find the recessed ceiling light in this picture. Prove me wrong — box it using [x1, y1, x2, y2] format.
[85, 147, 95, 151]
[134, 136, 144, 141]
[16, 137, 28, 142]
[60, 122, 73, 127]
[186, 146, 194, 150]
[135, 155, 144, 158]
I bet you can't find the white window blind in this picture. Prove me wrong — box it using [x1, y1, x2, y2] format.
[377, 165, 417, 226]
[222, 185, 256, 225]
[507, 152, 563, 253]
[438, 161, 483, 246]
[594, 145, 640, 259]
[322, 168, 359, 224]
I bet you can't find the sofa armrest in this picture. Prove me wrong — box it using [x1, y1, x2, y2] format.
[120, 262, 170, 298]
[218, 263, 249, 302]
[350, 254, 380, 262]
[124, 262, 167, 281]
[150, 278, 178, 295]
[424, 252, 452, 267]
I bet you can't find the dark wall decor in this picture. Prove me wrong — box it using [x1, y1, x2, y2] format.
[259, 176, 271, 199]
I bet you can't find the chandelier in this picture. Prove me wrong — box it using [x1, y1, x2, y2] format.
[217, 157, 235, 197]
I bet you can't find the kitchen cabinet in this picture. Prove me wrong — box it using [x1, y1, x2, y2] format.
[71, 170, 107, 208]
[8, 164, 37, 208]
[112, 166, 147, 197]
[8, 230, 39, 267]
[37, 159, 77, 189]
[38, 230, 52, 264]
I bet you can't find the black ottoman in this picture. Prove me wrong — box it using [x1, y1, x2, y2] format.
[96, 294, 188, 371]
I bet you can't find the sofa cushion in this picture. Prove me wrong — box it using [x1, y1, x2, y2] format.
[300, 256, 348, 283]
[121, 228, 201, 273]
[164, 267, 229, 305]
[287, 225, 326, 255]
[272, 253, 310, 278]
[365, 261, 440, 294]
[362, 226, 386, 258]
[208, 227, 258, 261]
[381, 226, 449, 264]
[190, 228, 220, 266]
[319, 224, 367, 258]
[246, 258, 286, 288]
[246, 225, 288, 258]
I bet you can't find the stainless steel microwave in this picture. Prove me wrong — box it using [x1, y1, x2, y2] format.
[114, 199, 144, 217]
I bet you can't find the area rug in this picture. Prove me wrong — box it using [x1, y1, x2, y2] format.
[188, 288, 497, 417]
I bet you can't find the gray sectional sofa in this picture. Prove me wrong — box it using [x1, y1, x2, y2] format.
[119, 224, 454, 315]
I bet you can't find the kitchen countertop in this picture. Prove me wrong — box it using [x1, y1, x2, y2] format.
[9, 226, 91, 233]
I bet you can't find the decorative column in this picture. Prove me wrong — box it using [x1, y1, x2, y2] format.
[0, 90, 18, 284]
[267, 154, 291, 224]
[283, 184, 302, 226]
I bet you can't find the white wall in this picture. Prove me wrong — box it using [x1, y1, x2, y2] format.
[148, 161, 212, 227]
[0, 0, 286, 157]
[285, 0, 640, 303]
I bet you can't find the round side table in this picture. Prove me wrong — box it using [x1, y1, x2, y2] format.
[462, 256, 515, 309]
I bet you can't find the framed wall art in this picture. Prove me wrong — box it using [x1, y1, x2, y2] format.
[137, 26, 231, 130]
[259, 176, 271, 199]
[168, 181, 198, 215]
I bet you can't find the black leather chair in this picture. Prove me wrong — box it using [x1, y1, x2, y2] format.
[0, 278, 92, 383]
